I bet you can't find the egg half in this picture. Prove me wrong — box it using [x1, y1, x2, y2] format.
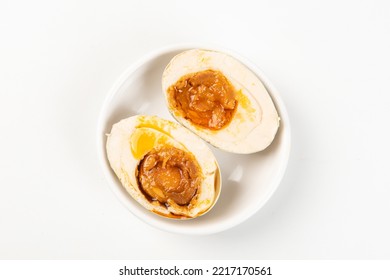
[162, 49, 280, 154]
[106, 115, 221, 219]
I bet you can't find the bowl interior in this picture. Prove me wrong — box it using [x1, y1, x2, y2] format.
[97, 46, 290, 235]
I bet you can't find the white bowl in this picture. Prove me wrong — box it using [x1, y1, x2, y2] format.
[97, 44, 291, 235]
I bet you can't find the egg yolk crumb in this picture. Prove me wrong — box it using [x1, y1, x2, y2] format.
[167, 69, 237, 130]
[138, 146, 201, 206]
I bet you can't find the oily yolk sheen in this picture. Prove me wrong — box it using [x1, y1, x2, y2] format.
[168, 69, 238, 130]
[130, 128, 157, 159]
[138, 146, 201, 206]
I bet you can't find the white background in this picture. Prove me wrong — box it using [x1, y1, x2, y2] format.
[1, 0, 389, 259]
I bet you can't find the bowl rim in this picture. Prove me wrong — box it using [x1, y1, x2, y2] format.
[96, 43, 291, 235]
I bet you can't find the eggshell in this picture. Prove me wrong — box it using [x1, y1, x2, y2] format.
[162, 49, 279, 154]
[106, 115, 221, 219]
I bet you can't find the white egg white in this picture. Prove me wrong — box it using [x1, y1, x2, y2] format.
[162, 49, 280, 154]
[106, 115, 220, 219]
